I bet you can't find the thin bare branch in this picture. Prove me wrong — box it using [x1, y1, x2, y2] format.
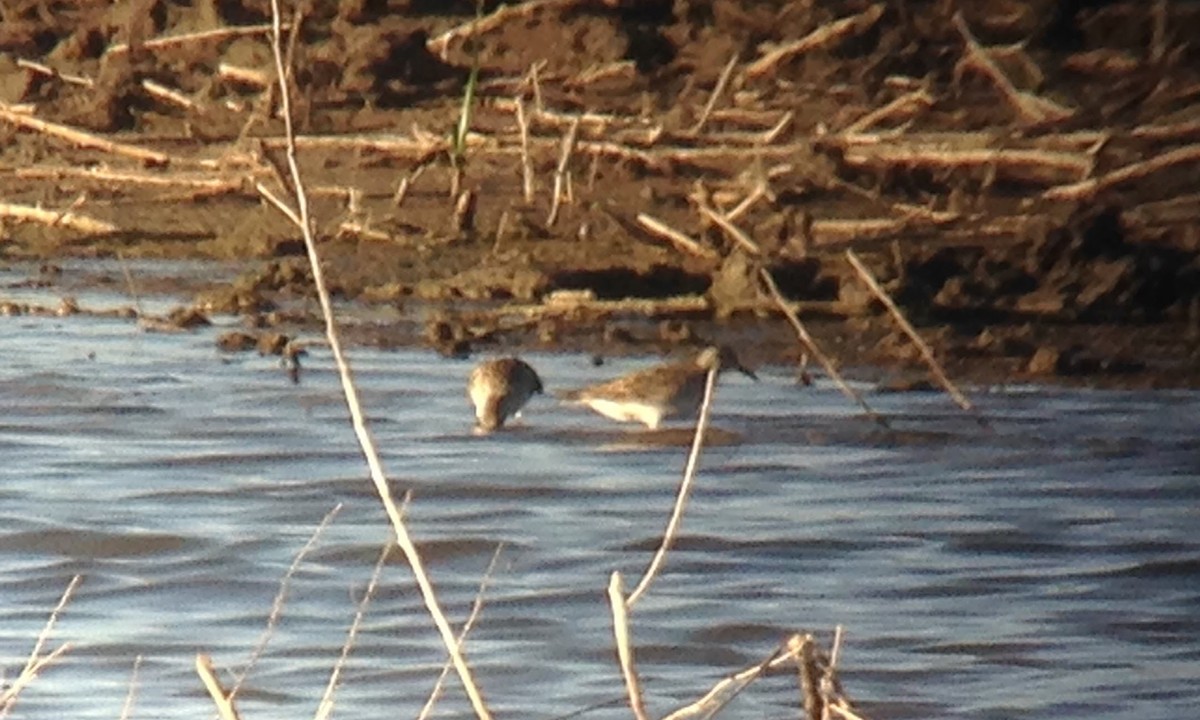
[0, 576, 80, 716]
[743, 5, 885, 81]
[195, 654, 241, 720]
[314, 541, 392, 720]
[106, 24, 279, 57]
[232, 503, 343, 699]
[662, 636, 805, 720]
[262, 1, 492, 715]
[119, 655, 144, 720]
[418, 544, 506, 720]
[0, 103, 172, 166]
[636, 213, 720, 261]
[0, 200, 118, 234]
[546, 116, 580, 227]
[608, 572, 650, 720]
[844, 250, 984, 424]
[1044, 143, 1200, 201]
[626, 365, 718, 607]
[690, 53, 739, 134]
[759, 269, 889, 428]
[952, 12, 1073, 125]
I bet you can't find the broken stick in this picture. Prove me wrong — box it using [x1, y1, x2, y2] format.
[844, 250, 987, 426]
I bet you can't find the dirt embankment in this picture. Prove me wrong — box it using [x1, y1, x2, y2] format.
[1, 1, 1198, 388]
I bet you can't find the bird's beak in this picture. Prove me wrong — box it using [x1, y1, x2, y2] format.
[738, 363, 758, 381]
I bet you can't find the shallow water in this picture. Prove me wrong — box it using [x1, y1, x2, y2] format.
[1, 281, 1199, 720]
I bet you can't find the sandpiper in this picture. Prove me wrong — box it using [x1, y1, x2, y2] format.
[558, 345, 756, 429]
[467, 357, 544, 433]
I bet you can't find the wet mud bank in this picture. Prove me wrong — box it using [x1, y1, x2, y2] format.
[2, 1, 1199, 388]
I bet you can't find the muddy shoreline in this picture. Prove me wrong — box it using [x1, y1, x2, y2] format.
[2, 1, 1199, 389]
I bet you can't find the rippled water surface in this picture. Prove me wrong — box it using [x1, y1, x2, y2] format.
[2, 281, 1198, 719]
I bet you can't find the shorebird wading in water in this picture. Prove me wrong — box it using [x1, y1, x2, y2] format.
[558, 345, 756, 429]
[468, 357, 544, 433]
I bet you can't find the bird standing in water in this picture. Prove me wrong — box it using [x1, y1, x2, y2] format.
[558, 345, 756, 429]
[467, 357, 544, 433]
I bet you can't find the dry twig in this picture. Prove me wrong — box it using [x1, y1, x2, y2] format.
[608, 572, 650, 720]
[952, 12, 1073, 125]
[261, 2, 492, 716]
[635, 213, 720, 261]
[842, 89, 934, 134]
[692, 199, 887, 425]
[546, 116, 580, 227]
[844, 250, 984, 424]
[0, 104, 171, 166]
[514, 97, 535, 203]
[418, 545, 505, 720]
[626, 365, 719, 607]
[1043, 143, 1200, 201]
[743, 5, 885, 81]
[314, 540, 391, 720]
[759, 269, 889, 428]
[690, 53, 739, 134]
[230, 504, 343, 700]
[218, 62, 272, 88]
[662, 633, 832, 720]
[106, 23, 280, 56]
[195, 654, 240, 720]
[0, 575, 80, 717]
[0, 200, 117, 234]
[835, 140, 1092, 186]
[118, 655, 143, 720]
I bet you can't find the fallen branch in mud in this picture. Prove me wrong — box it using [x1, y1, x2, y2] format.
[689, 52, 739, 134]
[259, 132, 445, 158]
[833, 138, 1093, 186]
[0, 103, 172, 166]
[427, 0, 612, 59]
[808, 216, 953, 247]
[1130, 118, 1200, 143]
[491, 97, 627, 132]
[140, 78, 198, 111]
[14, 165, 244, 192]
[742, 4, 886, 81]
[0, 200, 118, 234]
[0, 575, 80, 715]
[546, 116, 580, 227]
[1043, 143, 1200, 201]
[845, 250, 986, 426]
[636, 212, 720, 261]
[842, 88, 934, 134]
[16, 57, 92, 86]
[105, 23, 281, 57]
[218, 62, 273, 88]
[952, 12, 1074, 126]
